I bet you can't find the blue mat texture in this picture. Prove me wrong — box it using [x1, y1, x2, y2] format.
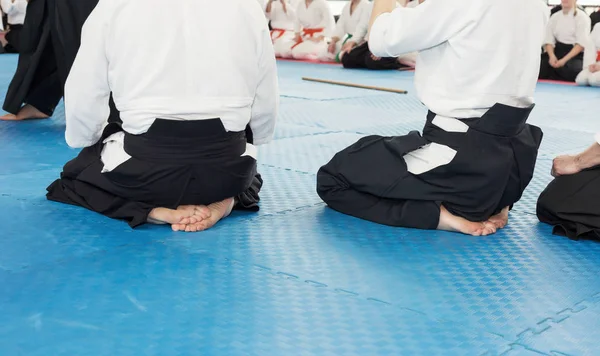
[0, 55, 599, 355]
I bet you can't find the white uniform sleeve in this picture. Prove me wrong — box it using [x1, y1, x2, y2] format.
[351, 3, 372, 44]
[332, 4, 349, 40]
[543, 16, 557, 47]
[583, 36, 597, 67]
[265, 1, 274, 21]
[575, 13, 592, 47]
[318, 0, 335, 37]
[286, 1, 297, 23]
[294, 2, 302, 33]
[64, 1, 112, 148]
[14, 0, 26, 14]
[250, 27, 279, 146]
[369, 0, 479, 58]
[0, 0, 19, 15]
[595, 132, 600, 145]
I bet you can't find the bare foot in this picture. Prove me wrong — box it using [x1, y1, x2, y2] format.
[171, 205, 212, 232]
[6, 104, 50, 121]
[0, 113, 17, 121]
[437, 205, 497, 236]
[181, 198, 235, 232]
[148, 205, 210, 230]
[487, 206, 509, 229]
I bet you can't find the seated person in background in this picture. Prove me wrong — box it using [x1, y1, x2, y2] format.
[1, 0, 112, 122]
[540, 0, 590, 83]
[0, 0, 27, 53]
[341, 0, 422, 71]
[537, 134, 600, 240]
[266, 0, 298, 58]
[1, 0, 63, 121]
[576, 22, 600, 86]
[317, 0, 367, 62]
[46, 0, 278, 232]
[316, 0, 548, 236]
[275, 0, 334, 60]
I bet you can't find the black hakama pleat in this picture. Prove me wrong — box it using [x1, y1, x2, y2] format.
[317, 104, 543, 229]
[47, 119, 262, 228]
[537, 167, 600, 240]
[341, 42, 404, 70]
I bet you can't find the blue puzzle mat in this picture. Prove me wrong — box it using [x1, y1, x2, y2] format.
[1, 55, 600, 355]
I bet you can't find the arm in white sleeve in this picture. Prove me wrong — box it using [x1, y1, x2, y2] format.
[351, 3, 372, 43]
[575, 14, 592, 48]
[1, 0, 15, 15]
[318, 1, 335, 36]
[369, 0, 479, 58]
[250, 28, 279, 146]
[285, 1, 297, 23]
[332, 5, 348, 40]
[583, 39, 597, 67]
[14, 0, 27, 14]
[293, 3, 302, 33]
[64, 1, 111, 148]
[543, 18, 557, 47]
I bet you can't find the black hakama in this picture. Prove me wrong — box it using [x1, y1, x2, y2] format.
[316, 104, 543, 229]
[2, 0, 109, 118]
[341, 42, 404, 70]
[537, 167, 600, 240]
[46, 119, 263, 228]
[539, 42, 584, 82]
[4, 24, 23, 53]
[2, 0, 63, 116]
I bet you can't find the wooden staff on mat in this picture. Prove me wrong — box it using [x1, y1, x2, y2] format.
[302, 77, 408, 94]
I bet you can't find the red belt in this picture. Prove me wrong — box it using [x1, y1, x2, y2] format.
[270, 29, 288, 41]
[596, 50, 600, 62]
[291, 28, 325, 49]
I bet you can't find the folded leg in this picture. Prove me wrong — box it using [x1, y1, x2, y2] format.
[292, 40, 326, 60]
[537, 167, 600, 240]
[317, 164, 441, 229]
[576, 69, 591, 86]
[316, 134, 441, 229]
[588, 71, 600, 87]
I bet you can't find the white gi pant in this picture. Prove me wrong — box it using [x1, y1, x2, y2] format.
[575, 65, 600, 87]
[271, 29, 296, 58]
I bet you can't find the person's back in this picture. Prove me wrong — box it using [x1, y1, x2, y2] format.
[49, 0, 278, 232]
[69, 0, 275, 143]
[317, 0, 550, 236]
[369, 0, 549, 118]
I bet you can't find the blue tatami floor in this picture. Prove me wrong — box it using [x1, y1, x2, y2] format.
[1, 54, 600, 355]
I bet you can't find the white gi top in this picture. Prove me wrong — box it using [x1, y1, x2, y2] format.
[294, 0, 335, 36]
[596, 132, 600, 145]
[1, 0, 27, 25]
[584, 23, 600, 66]
[369, 0, 549, 119]
[64, 0, 278, 148]
[544, 8, 591, 47]
[332, 0, 368, 40]
[352, 0, 419, 45]
[266, 0, 297, 31]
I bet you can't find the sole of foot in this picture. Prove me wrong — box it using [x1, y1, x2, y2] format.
[176, 198, 235, 233]
[487, 207, 509, 229]
[149, 205, 209, 227]
[0, 105, 50, 121]
[437, 205, 497, 236]
[171, 205, 212, 232]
